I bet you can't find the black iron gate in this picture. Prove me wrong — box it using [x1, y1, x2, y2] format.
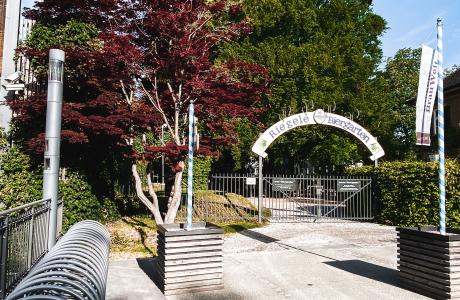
[262, 175, 373, 222]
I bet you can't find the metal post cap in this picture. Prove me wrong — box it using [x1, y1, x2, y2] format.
[49, 49, 65, 62]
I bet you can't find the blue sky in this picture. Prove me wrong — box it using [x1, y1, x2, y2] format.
[373, 0, 460, 68]
[22, 0, 460, 68]
[22, 0, 34, 8]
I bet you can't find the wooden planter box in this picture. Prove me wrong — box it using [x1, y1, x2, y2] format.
[397, 226, 460, 299]
[156, 222, 224, 296]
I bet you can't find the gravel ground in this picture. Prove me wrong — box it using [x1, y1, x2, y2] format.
[107, 222, 429, 300]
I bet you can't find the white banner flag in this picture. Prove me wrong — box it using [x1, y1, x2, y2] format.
[416, 45, 439, 146]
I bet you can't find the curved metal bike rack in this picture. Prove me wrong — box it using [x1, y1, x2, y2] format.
[6, 220, 110, 300]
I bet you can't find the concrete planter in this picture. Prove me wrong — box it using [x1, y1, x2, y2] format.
[397, 226, 460, 299]
[156, 222, 224, 296]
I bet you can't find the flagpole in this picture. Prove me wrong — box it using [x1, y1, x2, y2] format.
[437, 18, 446, 235]
[185, 103, 195, 230]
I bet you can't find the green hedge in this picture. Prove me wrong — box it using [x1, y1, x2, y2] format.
[0, 146, 42, 210]
[60, 172, 120, 230]
[0, 145, 119, 229]
[346, 160, 460, 228]
[184, 155, 213, 190]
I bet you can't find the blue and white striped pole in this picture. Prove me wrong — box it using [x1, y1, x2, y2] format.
[437, 18, 446, 235]
[185, 103, 195, 230]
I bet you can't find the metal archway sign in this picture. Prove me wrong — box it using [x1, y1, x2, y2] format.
[252, 109, 385, 161]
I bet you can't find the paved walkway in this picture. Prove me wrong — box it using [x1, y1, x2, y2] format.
[106, 222, 429, 300]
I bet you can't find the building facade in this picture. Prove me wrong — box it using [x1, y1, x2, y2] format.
[0, 0, 23, 132]
[444, 68, 460, 156]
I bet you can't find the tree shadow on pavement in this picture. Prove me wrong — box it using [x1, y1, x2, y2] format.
[238, 229, 401, 288]
[324, 260, 400, 287]
[237, 229, 337, 260]
[235, 229, 279, 244]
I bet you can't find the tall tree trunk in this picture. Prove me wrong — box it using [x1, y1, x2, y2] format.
[164, 161, 184, 223]
[147, 172, 161, 216]
[132, 164, 164, 224]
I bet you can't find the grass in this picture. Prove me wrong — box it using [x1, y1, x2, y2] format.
[176, 190, 270, 222]
[107, 186, 270, 259]
[107, 215, 158, 260]
[106, 215, 266, 259]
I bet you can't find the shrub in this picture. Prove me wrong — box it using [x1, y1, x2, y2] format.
[60, 172, 102, 230]
[60, 171, 120, 230]
[101, 196, 121, 222]
[346, 160, 460, 228]
[184, 155, 213, 190]
[0, 146, 42, 210]
[0, 144, 120, 227]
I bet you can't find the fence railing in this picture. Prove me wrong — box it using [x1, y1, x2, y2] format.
[177, 174, 260, 223]
[174, 173, 373, 223]
[121, 172, 374, 223]
[261, 174, 373, 222]
[0, 199, 63, 299]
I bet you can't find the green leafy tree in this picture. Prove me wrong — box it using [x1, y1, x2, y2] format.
[230, 119, 261, 171]
[219, 0, 386, 171]
[360, 48, 421, 160]
[24, 20, 99, 51]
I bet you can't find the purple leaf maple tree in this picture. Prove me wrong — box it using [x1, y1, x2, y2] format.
[12, 0, 269, 224]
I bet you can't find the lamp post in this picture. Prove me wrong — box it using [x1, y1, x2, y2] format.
[43, 49, 65, 249]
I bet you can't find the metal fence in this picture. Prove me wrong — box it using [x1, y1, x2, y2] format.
[262, 175, 373, 222]
[178, 174, 259, 223]
[176, 173, 373, 224]
[0, 199, 63, 299]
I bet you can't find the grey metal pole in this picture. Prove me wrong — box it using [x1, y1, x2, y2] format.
[258, 155, 263, 223]
[374, 137, 379, 167]
[43, 49, 65, 249]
